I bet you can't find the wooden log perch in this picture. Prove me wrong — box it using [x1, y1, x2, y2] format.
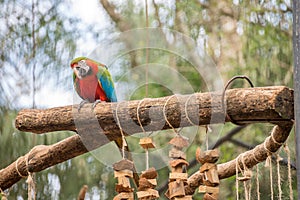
[15, 86, 293, 137]
[0, 86, 294, 191]
[0, 135, 88, 191]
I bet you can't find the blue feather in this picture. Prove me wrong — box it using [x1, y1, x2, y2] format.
[97, 66, 117, 102]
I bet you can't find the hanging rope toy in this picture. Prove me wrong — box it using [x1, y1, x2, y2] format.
[113, 159, 135, 200]
[136, 98, 160, 200]
[196, 148, 220, 200]
[113, 102, 135, 200]
[162, 94, 192, 199]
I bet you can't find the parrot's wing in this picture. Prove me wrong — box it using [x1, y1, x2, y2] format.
[96, 66, 117, 102]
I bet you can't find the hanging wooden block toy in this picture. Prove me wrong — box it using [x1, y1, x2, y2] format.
[165, 135, 192, 200]
[113, 159, 135, 200]
[196, 148, 220, 200]
[136, 137, 160, 200]
[139, 137, 156, 149]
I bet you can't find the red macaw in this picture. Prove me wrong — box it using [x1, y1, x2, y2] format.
[70, 57, 117, 110]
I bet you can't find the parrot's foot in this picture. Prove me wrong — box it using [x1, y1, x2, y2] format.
[78, 99, 89, 112]
[92, 99, 102, 110]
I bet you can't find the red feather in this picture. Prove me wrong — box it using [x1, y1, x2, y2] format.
[76, 72, 108, 102]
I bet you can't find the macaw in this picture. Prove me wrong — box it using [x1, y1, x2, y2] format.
[70, 56, 124, 150]
[70, 57, 124, 147]
[70, 56, 117, 110]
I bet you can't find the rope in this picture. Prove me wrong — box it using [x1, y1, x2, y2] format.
[115, 102, 127, 159]
[137, 98, 147, 134]
[271, 133, 283, 145]
[248, 179, 252, 200]
[235, 153, 253, 200]
[235, 155, 240, 200]
[205, 127, 209, 151]
[263, 136, 274, 200]
[145, 148, 149, 170]
[137, 98, 150, 170]
[241, 153, 251, 200]
[276, 154, 282, 200]
[144, 0, 149, 97]
[256, 165, 260, 200]
[263, 136, 274, 155]
[265, 155, 274, 200]
[0, 187, 7, 200]
[163, 95, 179, 135]
[15, 149, 37, 200]
[26, 149, 36, 200]
[184, 94, 198, 126]
[284, 144, 293, 200]
[15, 156, 28, 178]
[251, 148, 261, 163]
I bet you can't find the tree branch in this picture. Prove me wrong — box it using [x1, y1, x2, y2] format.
[185, 122, 294, 194]
[0, 135, 87, 191]
[15, 86, 294, 136]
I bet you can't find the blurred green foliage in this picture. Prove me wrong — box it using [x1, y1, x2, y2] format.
[0, 0, 296, 199]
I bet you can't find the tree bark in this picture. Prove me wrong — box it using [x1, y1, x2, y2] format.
[15, 86, 294, 136]
[0, 86, 294, 191]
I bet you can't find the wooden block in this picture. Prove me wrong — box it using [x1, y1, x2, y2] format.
[169, 147, 186, 159]
[140, 167, 158, 179]
[196, 148, 219, 164]
[117, 176, 131, 188]
[139, 137, 156, 149]
[169, 159, 189, 168]
[113, 192, 134, 200]
[138, 178, 157, 191]
[137, 188, 159, 199]
[198, 185, 219, 194]
[169, 181, 185, 198]
[203, 193, 217, 200]
[147, 179, 157, 186]
[115, 184, 134, 193]
[211, 192, 219, 199]
[203, 169, 219, 186]
[169, 172, 188, 181]
[114, 169, 133, 178]
[164, 189, 170, 199]
[174, 196, 193, 200]
[200, 163, 216, 173]
[169, 136, 189, 149]
[113, 159, 134, 171]
[170, 159, 189, 173]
